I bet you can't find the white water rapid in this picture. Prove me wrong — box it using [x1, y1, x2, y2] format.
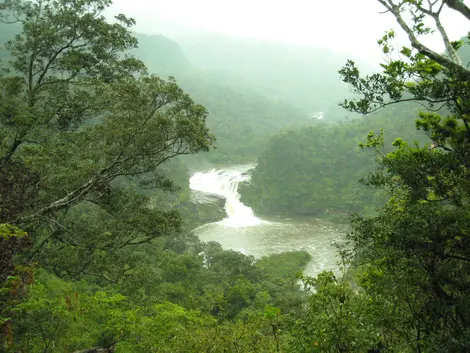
[189, 165, 346, 277]
[189, 165, 265, 228]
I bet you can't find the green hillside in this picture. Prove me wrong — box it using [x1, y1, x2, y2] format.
[176, 33, 368, 120]
[1, 21, 361, 164]
[132, 32, 191, 76]
[176, 74, 311, 163]
[240, 103, 429, 220]
[126, 31, 318, 163]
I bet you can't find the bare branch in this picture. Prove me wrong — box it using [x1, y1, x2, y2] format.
[434, 15, 461, 64]
[418, 1, 461, 64]
[410, 1, 460, 64]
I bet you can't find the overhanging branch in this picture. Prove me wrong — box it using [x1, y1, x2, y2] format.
[378, 0, 470, 77]
[444, 0, 470, 21]
[413, 1, 461, 64]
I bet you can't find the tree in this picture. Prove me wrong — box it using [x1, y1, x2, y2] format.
[0, 0, 143, 168]
[0, 224, 32, 347]
[0, 0, 214, 260]
[339, 0, 470, 351]
[0, 1, 216, 349]
[0, 1, 215, 345]
[0, 0, 214, 221]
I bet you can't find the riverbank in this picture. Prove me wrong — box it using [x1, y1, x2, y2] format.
[189, 165, 346, 278]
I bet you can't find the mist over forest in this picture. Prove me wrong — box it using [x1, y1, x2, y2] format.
[1, 1, 470, 352]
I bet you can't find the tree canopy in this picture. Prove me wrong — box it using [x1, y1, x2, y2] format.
[0, 1, 312, 352]
[243, 0, 470, 351]
[334, 0, 470, 351]
[2, 0, 470, 351]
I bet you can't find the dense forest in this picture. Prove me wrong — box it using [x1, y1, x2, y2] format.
[133, 35, 335, 163]
[175, 33, 369, 119]
[127, 29, 369, 163]
[239, 104, 428, 221]
[2, 0, 470, 352]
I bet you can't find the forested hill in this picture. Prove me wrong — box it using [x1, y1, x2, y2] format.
[132, 32, 192, 76]
[127, 32, 323, 163]
[176, 33, 370, 120]
[239, 103, 429, 220]
[127, 32, 374, 162]
[1, 28, 191, 75]
[1, 24, 367, 163]
[179, 75, 309, 163]
[0, 24, 309, 163]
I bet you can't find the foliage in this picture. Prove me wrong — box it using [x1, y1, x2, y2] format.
[0, 224, 32, 350]
[0, 0, 214, 271]
[239, 1, 470, 352]
[177, 33, 369, 119]
[4, 0, 470, 351]
[330, 0, 470, 351]
[240, 106, 425, 220]
[4, 246, 310, 352]
[287, 272, 384, 353]
[256, 251, 311, 280]
[0, 0, 215, 350]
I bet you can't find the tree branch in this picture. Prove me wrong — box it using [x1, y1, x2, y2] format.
[21, 173, 105, 221]
[0, 134, 24, 171]
[444, 0, 470, 21]
[434, 13, 461, 64]
[377, 0, 470, 77]
[413, 1, 461, 64]
[34, 35, 79, 89]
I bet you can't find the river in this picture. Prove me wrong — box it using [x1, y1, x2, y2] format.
[189, 165, 346, 277]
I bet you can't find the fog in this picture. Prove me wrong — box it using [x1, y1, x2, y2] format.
[108, 0, 469, 66]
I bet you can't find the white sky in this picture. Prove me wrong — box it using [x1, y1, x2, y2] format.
[108, 0, 469, 66]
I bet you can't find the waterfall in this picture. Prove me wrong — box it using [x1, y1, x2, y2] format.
[189, 165, 265, 228]
[190, 165, 346, 278]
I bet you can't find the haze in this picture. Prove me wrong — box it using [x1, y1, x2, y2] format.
[109, 0, 469, 66]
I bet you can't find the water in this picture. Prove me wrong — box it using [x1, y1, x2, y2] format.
[190, 165, 345, 277]
[190, 164, 265, 227]
[311, 111, 324, 120]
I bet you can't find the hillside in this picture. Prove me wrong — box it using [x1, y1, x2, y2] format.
[127, 32, 317, 163]
[176, 33, 368, 120]
[132, 32, 192, 76]
[239, 103, 429, 220]
[176, 74, 311, 163]
[0, 21, 315, 163]
[0, 21, 371, 165]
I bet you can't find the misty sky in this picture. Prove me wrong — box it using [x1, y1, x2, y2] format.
[109, 0, 468, 65]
